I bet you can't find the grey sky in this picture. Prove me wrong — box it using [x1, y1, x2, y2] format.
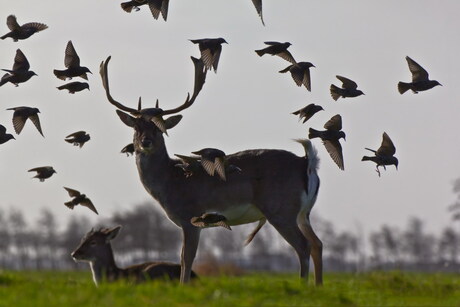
[1, 1, 459, 236]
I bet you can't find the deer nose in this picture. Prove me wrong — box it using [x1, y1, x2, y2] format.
[141, 139, 152, 148]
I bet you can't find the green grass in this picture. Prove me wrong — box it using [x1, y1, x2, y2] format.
[0, 270, 458, 306]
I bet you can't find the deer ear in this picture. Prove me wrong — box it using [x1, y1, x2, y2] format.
[116, 110, 136, 128]
[106, 225, 122, 241]
[165, 115, 183, 130]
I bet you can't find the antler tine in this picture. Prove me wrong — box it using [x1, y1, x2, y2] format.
[162, 56, 207, 115]
[100, 56, 138, 114]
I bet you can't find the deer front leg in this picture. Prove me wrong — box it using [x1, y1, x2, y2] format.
[180, 225, 201, 283]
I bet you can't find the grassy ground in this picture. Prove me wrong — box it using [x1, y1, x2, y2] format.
[0, 270, 458, 306]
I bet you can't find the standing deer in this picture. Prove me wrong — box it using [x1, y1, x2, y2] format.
[71, 225, 197, 286]
[99, 55, 323, 285]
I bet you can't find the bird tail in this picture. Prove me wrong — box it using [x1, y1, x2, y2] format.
[330, 84, 342, 101]
[308, 128, 321, 140]
[120, 2, 134, 13]
[64, 202, 75, 210]
[397, 82, 411, 94]
[255, 49, 265, 57]
[53, 70, 67, 81]
[0, 33, 9, 40]
[361, 156, 374, 162]
[278, 65, 291, 73]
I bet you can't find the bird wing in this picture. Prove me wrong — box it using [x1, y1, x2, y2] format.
[147, 0, 163, 19]
[64, 187, 81, 197]
[6, 15, 20, 31]
[200, 48, 215, 71]
[377, 132, 396, 156]
[11, 114, 27, 135]
[336, 75, 358, 89]
[28, 166, 45, 173]
[405, 56, 429, 82]
[150, 116, 168, 135]
[64, 41, 81, 68]
[324, 114, 342, 131]
[13, 49, 30, 71]
[251, 0, 264, 25]
[323, 139, 344, 170]
[21, 22, 48, 32]
[200, 158, 216, 176]
[288, 64, 304, 87]
[161, 0, 169, 21]
[29, 114, 44, 137]
[277, 50, 296, 64]
[263, 41, 281, 46]
[214, 157, 227, 181]
[174, 154, 199, 164]
[0, 124, 6, 135]
[66, 130, 86, 138]
[211, 44, 222, 72]
[81, 198, 99, 215]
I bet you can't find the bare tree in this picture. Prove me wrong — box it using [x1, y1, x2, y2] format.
[437, 227, 459, 266]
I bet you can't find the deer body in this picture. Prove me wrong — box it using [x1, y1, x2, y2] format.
[100, 56, 323, 285]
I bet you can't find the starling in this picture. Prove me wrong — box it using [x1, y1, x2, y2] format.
[7, 106, 43, 137]
[279, 62, 315, 91]
[330, 75, 364, 101]
[292, 103, 324, 123]
[121, 0, 147, 13]
[28, 166, 56, 182]
[362, 132, 398, 177]
[191, 213, 231, 230]
[0, 49, 37, 87]
[121, 143, 135, 156]
[121, 0, 169, 21]
[190, 38, 228, 72]
[192, 148, 227, 181]
[53, 41, 92, 81]
[309, 114, 346, 170]
[251, 0, 265, 26]
[0, 124, 15, 144]
[255, 41, 296, 64]
[398, 56, 441, 94]
[174, 154, 202, 178]
[65, 131, 90, 148]
[57, 81, 89, 94]
[64, 187, 98, 215]
[1, 15, 48, 42]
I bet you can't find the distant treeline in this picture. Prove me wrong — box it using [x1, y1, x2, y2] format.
[0, 202, 458, 273]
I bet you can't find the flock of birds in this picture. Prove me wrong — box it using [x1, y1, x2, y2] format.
[0, 6, 442, 226]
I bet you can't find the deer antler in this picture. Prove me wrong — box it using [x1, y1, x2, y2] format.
[100, 56, 139, 114]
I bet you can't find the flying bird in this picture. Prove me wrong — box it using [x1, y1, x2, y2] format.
[398, 56, 441, 94]
[28, 166, 56, 182]
[121, 143, 135, 156]
[120, 0, 147, 13]
[192, 148, 227, 181]
[54, 41, 92, 81]
[1, 15, 48, 41]
[308, 114, 346, 170]
[251, 0, 265, 26]
[292, 103, 324, 123]
[190, 38, 228, 72]
[7, 106, 44, 137]
[362, 132, 398, 177]
[121, 0, 169, 21]
[57, 81, 89, 94]
[64, 187, 98, 215]
[255, 41, 296, 64]
[0, 49, 37, 87]
[191, 213, 232, 230]
[65, 131, 90, 148]
[330, 75, 364, 101]
[0, 125, 15, 144]
[174, 154, 202, 178]
[279, 62, 315, 91]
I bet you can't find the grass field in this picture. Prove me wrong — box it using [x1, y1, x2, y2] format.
[0, 270, 458, 306]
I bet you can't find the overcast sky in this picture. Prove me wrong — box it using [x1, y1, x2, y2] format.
[1, 1, 459, 236]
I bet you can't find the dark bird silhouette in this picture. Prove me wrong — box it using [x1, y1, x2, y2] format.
[362, 132, 398, 177]
[0, 49, 37, 87]
[54, 41, 92, 81]
[121, 143, 135, 156]
[1, 15, 48, 41]
[398, 56, 441, 94]
[191, 213, 231, 230]
[57, 81, 89, 94]
[330, 75, 364, 101]
[191, 148, 227, 181]
[7, 106, 43, 137]
[121, 0, 147, 13]
[0, 124, 15, 144]
[309, 114, 346, 170]
[292, 103, 324, 123]
[65, 131, 90, 148]
[121, 0, 169, 21]
[174, 154, 202, 178]
[255, 41, 296, 64]
[64, 187, 98, 215]
[251, 0, 265, 26]
[190, 38, 228, 72]
[28, 166, 56, 182]
[279, 62, 315, 91]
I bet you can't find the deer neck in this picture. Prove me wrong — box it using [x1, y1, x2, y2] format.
[89, 245, 120, 286]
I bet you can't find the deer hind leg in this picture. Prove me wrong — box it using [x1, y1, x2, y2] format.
[269, 218, 311, 281]
[180, 226, 201, 283]
[297, 214, 323, 286]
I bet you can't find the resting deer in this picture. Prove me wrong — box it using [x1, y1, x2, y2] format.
[99, 55, 323, 285]
[71, 225, 197, 286]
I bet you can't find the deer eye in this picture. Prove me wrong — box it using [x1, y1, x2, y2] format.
[90, 240, 97, 246]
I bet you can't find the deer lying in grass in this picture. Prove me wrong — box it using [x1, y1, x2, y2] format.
[71, 225, 197, 286]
